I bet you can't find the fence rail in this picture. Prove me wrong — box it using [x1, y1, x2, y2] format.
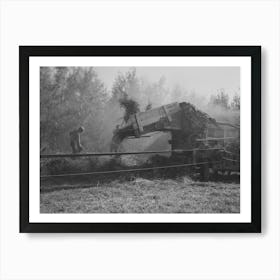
[196, 137, 236, 142]
[40, 161, 222, 179]
[40, 147, 224, 159]
[222, 157, 240, 163]
[40, 148, 239, 179]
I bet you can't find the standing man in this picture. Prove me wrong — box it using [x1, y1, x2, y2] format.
[69, 126, 84, 154]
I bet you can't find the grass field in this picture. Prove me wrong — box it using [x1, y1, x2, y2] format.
[40, 177, 240, 213]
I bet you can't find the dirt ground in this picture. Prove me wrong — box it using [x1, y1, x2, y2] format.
[40, 177, 240, 213]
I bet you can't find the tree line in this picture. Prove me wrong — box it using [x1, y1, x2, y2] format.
[40, 67, 240, 153]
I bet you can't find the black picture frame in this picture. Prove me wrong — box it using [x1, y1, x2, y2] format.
[20, 46, 261, 233]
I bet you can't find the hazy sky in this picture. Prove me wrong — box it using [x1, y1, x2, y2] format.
[95, 67, 240, 98]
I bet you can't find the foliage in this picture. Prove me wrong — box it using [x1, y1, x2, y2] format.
[41, 158, 98, 175]
[231, 93, 240, 110]
[40, 67, 240, 154]
[141, 76, 170, 108]
[112, 68, 140, 100]
[112, 68, 170, 110]
[119, 98, 140, 122]
[40, 67, 108, 152]
[209, 89, 230, 110]
[111, 68, 141, 123]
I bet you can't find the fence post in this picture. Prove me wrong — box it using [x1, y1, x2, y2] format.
[192, 149, 197, 164]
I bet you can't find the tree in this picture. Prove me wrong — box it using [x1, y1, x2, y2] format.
[209, 89, 230, 110]
[141, 76, 170, 108]
[40, 67, 108, 152]
[172, 84, 187, 103]
[111, 68, 141, 123]
[112, 68, 140, 101]
[231, 93, 240, 110]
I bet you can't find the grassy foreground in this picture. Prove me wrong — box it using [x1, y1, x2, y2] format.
[40, 177, 240, 213]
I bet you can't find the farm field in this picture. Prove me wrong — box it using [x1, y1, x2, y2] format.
[40, 177, 240, 213]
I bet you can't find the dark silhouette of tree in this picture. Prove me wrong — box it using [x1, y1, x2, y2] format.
[119, 98, 140, 122]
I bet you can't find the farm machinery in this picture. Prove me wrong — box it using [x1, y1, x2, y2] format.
[40, 101, 239, 181]
[111, 102, 240, 179]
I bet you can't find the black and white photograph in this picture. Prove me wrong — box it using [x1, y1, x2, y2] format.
[40, 66, 241, 214]
[19, 46, 260, 233]
[3, 0, 279, 279]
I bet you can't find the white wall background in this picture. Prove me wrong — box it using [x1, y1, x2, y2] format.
[0, 0, 279, 279]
